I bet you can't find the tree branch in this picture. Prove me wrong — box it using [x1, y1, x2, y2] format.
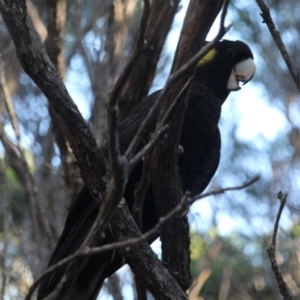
[256, 0, 300, 93]
[267, 191, 293, 300]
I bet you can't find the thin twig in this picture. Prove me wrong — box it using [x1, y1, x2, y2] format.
[191, 175, 260, 204]
[256, 0, 300, 93]
[129, 125, 168, 167]
[159, 77, 193, 127]
[25, 175, 258, 300]
[271, 192, 287, 248]
[267, 191, 293, 300]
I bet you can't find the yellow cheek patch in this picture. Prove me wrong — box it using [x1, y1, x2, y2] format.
[197, 48, 217, 66]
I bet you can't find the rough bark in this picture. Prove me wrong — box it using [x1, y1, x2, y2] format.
[110, 203, 188, 300]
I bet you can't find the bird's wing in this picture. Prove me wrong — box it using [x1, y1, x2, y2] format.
[37, 186, 102, 299]
[184, 129, 221, 196]
[179, 82, 222, 196]
[118, 90, 161, 154]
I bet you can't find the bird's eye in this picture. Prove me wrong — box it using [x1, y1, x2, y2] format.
[226, 48, 236, 59]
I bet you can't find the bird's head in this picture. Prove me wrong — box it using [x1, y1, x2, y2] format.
[195, 40, 255, 101]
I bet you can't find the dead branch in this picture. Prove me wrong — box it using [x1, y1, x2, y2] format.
[191, 175, 260, 204]
[256, 0, 300, 94]
[267, 191, 293, 300]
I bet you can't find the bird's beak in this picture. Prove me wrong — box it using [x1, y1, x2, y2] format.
[227, 58, 256, 91]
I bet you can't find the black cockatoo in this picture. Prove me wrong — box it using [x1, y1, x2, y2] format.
[38, 39, 255, 300]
